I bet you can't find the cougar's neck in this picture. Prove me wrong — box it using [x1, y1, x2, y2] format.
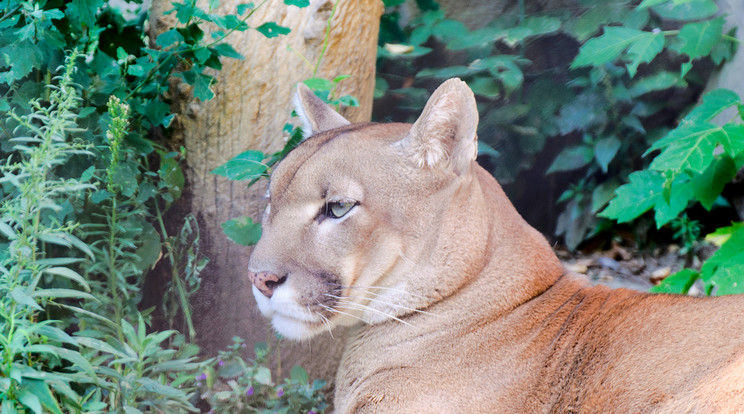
[417, 164, 565, 316]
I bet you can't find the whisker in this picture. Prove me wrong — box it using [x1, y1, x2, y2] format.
[324, 293, 437, 316]
[335, 300, 414, 327]
[318, 304, 368, 324]
[317, 312, 334, 338]
[325, 282, 429, 300]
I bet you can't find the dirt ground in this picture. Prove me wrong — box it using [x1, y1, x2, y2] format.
[557, 242, 715, 295]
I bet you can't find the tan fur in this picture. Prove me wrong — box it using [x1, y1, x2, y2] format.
[247, 79, 744, 413]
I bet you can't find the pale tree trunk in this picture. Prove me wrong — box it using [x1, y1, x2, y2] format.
[149, 0, 383, 383]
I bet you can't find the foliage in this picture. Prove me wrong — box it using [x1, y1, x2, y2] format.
[375, 0, 738, 249]
[600, 87, 744, 296]
[0, 0, 324, 412]
[200, 337, 328, 413]
[214, 0, 360, 247]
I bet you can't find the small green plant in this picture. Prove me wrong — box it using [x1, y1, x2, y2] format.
[200, 337, 328, 414]
[601, 86, 744, 296]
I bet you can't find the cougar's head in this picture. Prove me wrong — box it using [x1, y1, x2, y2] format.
[247, 79, 485, 340]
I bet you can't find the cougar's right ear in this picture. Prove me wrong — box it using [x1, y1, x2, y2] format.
[294, 83, 350, 139]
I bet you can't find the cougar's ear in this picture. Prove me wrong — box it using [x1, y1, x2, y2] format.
[294, 83, 350, 139]
[397, 78, 478, 175]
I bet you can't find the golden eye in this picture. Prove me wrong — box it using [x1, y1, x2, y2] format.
[328, 201, 355, 219]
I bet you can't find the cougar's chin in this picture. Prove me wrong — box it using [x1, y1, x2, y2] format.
[251, 285, 335, 340]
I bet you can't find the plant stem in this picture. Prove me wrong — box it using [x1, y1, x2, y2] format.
[312, 0, 340, 77]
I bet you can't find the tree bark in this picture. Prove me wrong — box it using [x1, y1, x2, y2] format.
[148, 0, 383, 384]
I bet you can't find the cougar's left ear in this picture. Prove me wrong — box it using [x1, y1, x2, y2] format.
[294, 83, 350, 139]
[397, 78, 478, 175]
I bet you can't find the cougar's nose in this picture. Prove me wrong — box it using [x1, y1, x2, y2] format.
[248, 271, 286, 298]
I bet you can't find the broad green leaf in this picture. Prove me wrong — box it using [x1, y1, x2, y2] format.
[625, 31, 664, 77]
[591, 179, 620, 213]
[193, 73, 215, 100]
[221, 216, 262, 246]
[210, 150, 267, 180]
[236, 3, 255, 15]
[290, 365, 309, 384]
[689, 156, 736, 209]
[284, 0, 309, 6]
[156, 29, 184, 48]
[254, 366, 272, 385]
[653, 176, 693, 227]
[556, 92, 607, 134]
[600, 170, 665, 223]
[676, 17, 724, 60]
[649, 122, 723, 174]
[468, 76, 501, 98]
[701, 226, 744, 280]
[572, 27, 649, 69]
[683, 89, 740, 123]
[19, 379, 62, 414]
[649, 268, 698, 294]
[17, 387, 42, 414]
[705, 222, 744, 246]
[628, 71, 679, 97]
[651, 0, 717, 21]
[594, 136, 621, 173]
[547, 145, 593, 174]
[637, 0, 668, 9]
[720, 124, 744, 158]
[256, 22, 291, 38]
[706, 265, 744, 295]
[417, 66, 471, 79]
[212, 43, 244, 59]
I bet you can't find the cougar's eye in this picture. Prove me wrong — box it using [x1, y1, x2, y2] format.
[326, 201, 356, 219]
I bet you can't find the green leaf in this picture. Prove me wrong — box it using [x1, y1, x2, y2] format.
[628, 71, 679, 97]
[417, 66, 471, 79]
[290, 365, 309, 384]
[193, 73, 215, 100]
[17, 386, 42, 414]
[653, 176, 693, 227]
[701, 226, 744, 294]
[572, 27, 650, 69]
[651, 0, 717, 20]
[683, 89, 740, 123]
[284, 0, 309, 6]
[237, 3, 255, 14]
[720, 124, 744, 157]
[32, 288, 97, 301]
[469, 77, 501, 98]
[221, 216, 261, 246]
[591, 179, 620, 213]
[689, 156, 737, 209]
[594, 136, 621, 173]
[648, 122, 722, 175]
[676, 17, 724, 60]
[254, 366, 272, 385]
[212, 43, 244, 59]
[42, 267, 90, 290]
[649, 268, 698, 294]
[600, 170, 665, 223]
[547, 145, 593, 174]
[19, 379, 62, 414]
[156, 29, 184, 48]
[210, 150, 267, 180]
[256, 22, 291, 38]
[625, 31, 664, 77]
[11, 287, 42, 310]
[556, 92, 607, 134]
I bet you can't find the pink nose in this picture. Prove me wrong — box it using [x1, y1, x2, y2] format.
[248, 271, 286, 298]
